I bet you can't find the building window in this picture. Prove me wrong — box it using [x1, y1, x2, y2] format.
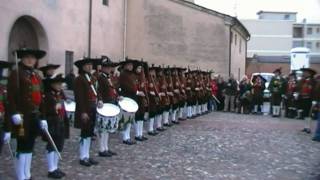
[235, 34, 237, 45]
[316, 42, 320, 49]
[307, 27, 313, 35]
[102, 0, 109, 6]
[239, 39, 242, 53]
[65, 51, 74, 75]
[284, 14, 290, 20]
[293, 27, 303, 38]
[306, 42, 312, 49]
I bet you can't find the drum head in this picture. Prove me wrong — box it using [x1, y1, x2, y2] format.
[118, 97, 139, 113]
[64, 101, 76, 112]
[97, 103, 121, 117]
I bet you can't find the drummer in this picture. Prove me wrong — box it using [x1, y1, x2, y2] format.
[97, 57, 118, 157]
[41, 74, 69, 179]
[74, 57, 102, 167]
[118, 58, 139, 145]
[134, 61, 149, 141]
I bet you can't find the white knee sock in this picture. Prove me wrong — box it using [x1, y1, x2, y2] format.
[47, 152, 56, 172]
[172, 110, 177, 122]
[105, 133, 109, 151]
[15, 153, 26, 180]
[156, 115, 162, 128]
[54, 152, 59, 170]
[305, 118, 312, 129]
[134, 122, 140, 137]
[148, 118, 154, 132]
[139, 121, 144, 136]
[24, 153, 32, 179]
[126, 123, 131, 140]
[99, 133, 106, 152]
[79, 138, 86, 160]
[86, 138, 91, 159]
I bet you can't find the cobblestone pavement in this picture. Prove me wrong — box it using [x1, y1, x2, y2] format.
[1, 112, 320, 180]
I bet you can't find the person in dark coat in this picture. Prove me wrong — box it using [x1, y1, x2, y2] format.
[238, 76, 252, 114]
[74, 57, 102, 166]
[223, 74, 238, 112]
[284, 73, 298, 118]
[252, 75, 266, 114]
[97, 57, 119, 157]
[7, 48, 48, 180]
[41, 74, 69, 179]
[118, 58, 139, 145]
[297, 68, 317, 134]
[269, 68, 286, 117]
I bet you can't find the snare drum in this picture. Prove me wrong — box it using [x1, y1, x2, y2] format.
[96, 103, 121, 133]
[118, 97, 139, 130]
[64, 100, 76, 127]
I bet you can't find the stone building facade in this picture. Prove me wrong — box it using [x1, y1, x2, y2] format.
[0, 0, 249, 78]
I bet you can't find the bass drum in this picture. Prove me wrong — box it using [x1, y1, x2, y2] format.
[118, 97, 139, 130]
[96, 103, 121, 133]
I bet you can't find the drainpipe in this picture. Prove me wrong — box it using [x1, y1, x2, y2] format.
[88, 0, 93, 57]
[228, 23, 236, 76]
[123, 0, 128, 59]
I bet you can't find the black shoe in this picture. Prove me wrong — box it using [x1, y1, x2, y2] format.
[163, 123, 172, 127]
[156, 127, 166, 132]
[123, 140, 136, 145]
[135, 136, 144, 141]
[48, 170, 63, 179]
[179, 118, 187, 121]
[56, 169, 66, 177]
[141, 136, 148, 141]
[305, 129, 312, 134]
[312, 137, 320, 142]
[99, 151, 112, 157]
[172, 121, 180, 124]
[79, 158, 91, 167]
[148, 131, 158, 136]
[89, 158, 99, 165]
[107, 150, 117, 156]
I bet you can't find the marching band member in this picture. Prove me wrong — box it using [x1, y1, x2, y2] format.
[169, 67, 180, 124]
[297, 68, 317, 134]
[269, 68, 285, 117]
[41, 74, 69, 179]
[39, 64, 60, 78]
[284, 73, 298, 118]
[118, 58, 139, 145]
[74, 57, 101, 166]
[155, 67, 166, 131]
[97, 57, 119, 156]
[147, 66, 160, 135]
[251, 75, 266, 114]
[186, 71, 194, 118]
[178, 68, 187, 121]
[134, 61, 149, 141]
[160, 67, 171, 127]
[7, 48, 48, 180]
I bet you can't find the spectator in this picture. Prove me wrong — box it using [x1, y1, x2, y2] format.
[223, 74, 238, 112]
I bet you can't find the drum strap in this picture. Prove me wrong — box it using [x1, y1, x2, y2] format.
[85, 74, 98, 97]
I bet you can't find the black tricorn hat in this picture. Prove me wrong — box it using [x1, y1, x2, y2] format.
[252, 74, 266, 83]
[74, 57, 95, 68]
[43, 73, 65, 84]
[101, 56, 118, 67]
[0, 60, 14, 69]
[300, 67, 317, 76]
[15, 48, 46, 59]
[119, 57, 140, 67]
[39, 64, 60, 73]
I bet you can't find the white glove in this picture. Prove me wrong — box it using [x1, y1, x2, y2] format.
[40, 120, 48, 130]
[3, 132, 11, 144]
[136, 91, 145, 96]
[97, 100, 104, 108]
[312, 101, 317, 106]
[150, 91, 155, 96]
[12, 114, 22, 125]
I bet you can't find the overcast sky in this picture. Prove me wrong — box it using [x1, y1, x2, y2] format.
[195, 0, 320, 23]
